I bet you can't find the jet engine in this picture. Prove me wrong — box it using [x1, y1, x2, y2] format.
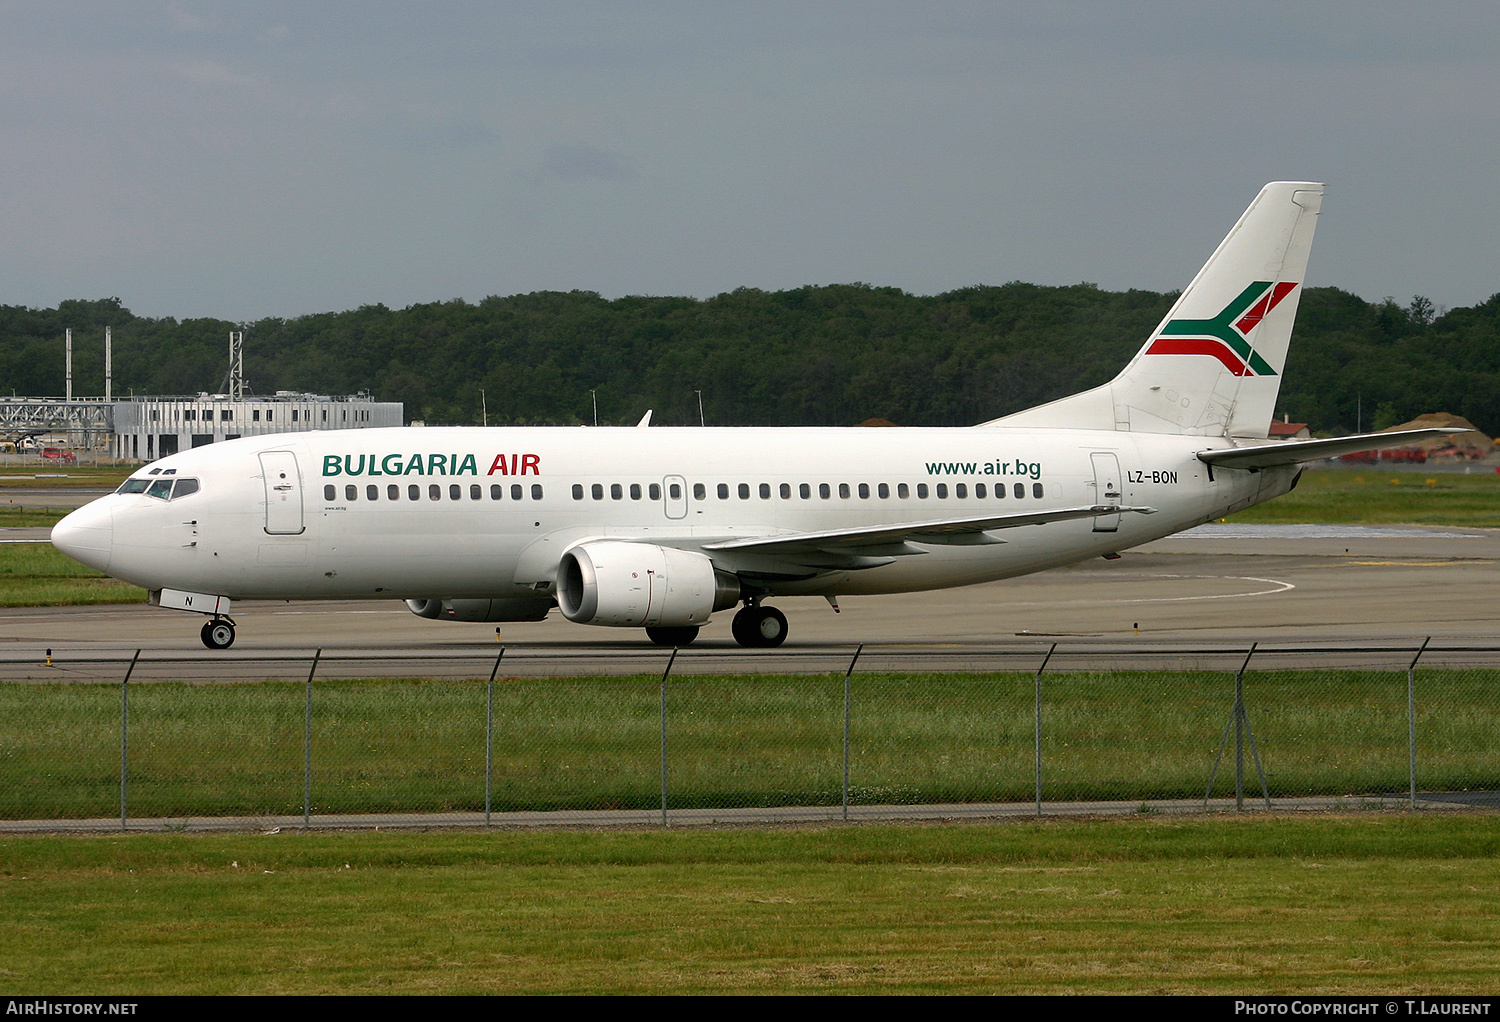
[556, 540, 739, 627]
[404, 598, 552, 622]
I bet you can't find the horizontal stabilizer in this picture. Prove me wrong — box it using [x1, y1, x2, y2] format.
[1197, 428, 1471, 470]
[702, 505, 1157, 558]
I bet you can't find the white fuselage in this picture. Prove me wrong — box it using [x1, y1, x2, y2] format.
[54, 425, 1296, 604]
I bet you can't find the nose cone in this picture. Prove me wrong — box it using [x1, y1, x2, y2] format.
[51, 499, 114, 573]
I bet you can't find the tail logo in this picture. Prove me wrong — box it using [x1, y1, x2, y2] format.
[1145, 281, 1298, 376]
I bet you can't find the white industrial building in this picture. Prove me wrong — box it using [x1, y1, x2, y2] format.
[2, 329, 403, 461]
[109, 392, 405, 460]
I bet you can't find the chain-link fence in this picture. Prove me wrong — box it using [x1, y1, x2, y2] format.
[2, 642, 1496, 829]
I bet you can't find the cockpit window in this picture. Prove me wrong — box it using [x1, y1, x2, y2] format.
[121, 476, 200, 500]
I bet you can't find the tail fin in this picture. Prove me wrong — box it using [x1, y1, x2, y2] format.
[988, 182, 1323, 438]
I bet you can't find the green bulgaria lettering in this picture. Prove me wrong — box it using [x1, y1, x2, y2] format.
[323, 453, 479, 477]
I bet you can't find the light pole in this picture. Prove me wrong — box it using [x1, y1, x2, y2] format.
[589, 389, 598, 427]
[693, 390, 705, 427]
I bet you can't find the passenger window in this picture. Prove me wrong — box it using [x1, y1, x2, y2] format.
[611, 483, 623, 500]
[470, 484, 481, 500]
[955, 483, 967, 498]
[449, 484, 461, 500]
[738, 483, 750, 499]
[494, 484, 504, 500]
[650, 483, 662, 501]
[346, 484, 358, 501]
[1014, 483, 1025, 499]
[877, 483, 889, 498]
[780, 483, 791, 499]
[408, 484, 420, 500]
[511, 484, 523, 500]
[531, 484, 543, 500]
[759, 483, 770, 499]
[572, 484, 583, 500]
[819, 483, 830, 499]
[592, 483, 604, 500]
[838, 483, 850, 499]
[633, 484, 644, 500]
[975, 483, 987, 498]
[389, 484, 400, 500]
[897, 483, 909, 499]
[917, 484, 929, 499]
[692, 483, 705, 500]
[858, 483, 870, 499]
[1033, 482, 1044, 498]
[668, 483, 681, 500]
[996, 483, 1006, 498]
[323, 484, 336, 501]
[717, 483, 729, 499]
[429, 484, 441, 501]
[367, 485, 379, 501]
[936, 484, 948, 499]
[799, 483, 810, 499]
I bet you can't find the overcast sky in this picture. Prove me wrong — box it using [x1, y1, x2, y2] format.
[2, 1, 1497, 321]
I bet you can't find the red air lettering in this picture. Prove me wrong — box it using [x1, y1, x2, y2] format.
[487, 453, 542, 476]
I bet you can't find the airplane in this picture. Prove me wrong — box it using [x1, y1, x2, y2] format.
[51, 181, 1465, 650]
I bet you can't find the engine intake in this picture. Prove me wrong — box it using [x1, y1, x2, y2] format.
[557, 541, 739, 627]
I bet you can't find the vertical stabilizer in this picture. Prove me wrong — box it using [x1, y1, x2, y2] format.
[987, 182, 1323, 437]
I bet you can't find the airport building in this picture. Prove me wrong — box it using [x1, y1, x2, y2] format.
[2, 329, 404, 461]
[1, 392, 404, 461]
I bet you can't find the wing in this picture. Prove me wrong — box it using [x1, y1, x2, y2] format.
[1197, 428, 1471, 470]
[701, 504, 1157, 565]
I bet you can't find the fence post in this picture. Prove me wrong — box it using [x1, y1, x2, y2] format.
[119, 650, 141, 831]
[303, 648, 321, 829]
[1205, 644, 1270, 810]
[659, 647, 678, 827]
[1035, 643, 1056, 818]
[842, 644, 862, 821]
[487, 648, 505, 826]
[1408, 636, 1430, 810]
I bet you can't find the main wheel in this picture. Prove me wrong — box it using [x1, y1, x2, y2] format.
[201, 619, 236, 650]
[731, 605, 788, 648]
[646, 625, 699, 647]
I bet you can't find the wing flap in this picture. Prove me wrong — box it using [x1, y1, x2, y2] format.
[701, 505, 1156, 558]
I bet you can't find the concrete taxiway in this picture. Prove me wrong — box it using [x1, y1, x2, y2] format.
[3, 523, 1497, 678]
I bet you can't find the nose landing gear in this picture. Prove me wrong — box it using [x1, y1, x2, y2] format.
[200, 617, 236, 650]
[731, 602, 788, 648]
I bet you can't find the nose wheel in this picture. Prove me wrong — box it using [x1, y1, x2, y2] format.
[731, 604, 788, 648]
[200, 617, 236, 650]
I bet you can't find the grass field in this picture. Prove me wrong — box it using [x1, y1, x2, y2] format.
[2, 816, 1498, 994]
[4, 670, 1495, 820]
[0, 541, 145, 607]
[1229, 467, 1500, 527]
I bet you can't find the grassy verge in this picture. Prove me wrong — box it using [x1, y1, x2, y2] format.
[2, 817, 1498, 994]
[4, 670, 1495, 820]
[0, 507, 68, 527]
[1229, 467, 1500, 527]
[0, 541, 146, 607]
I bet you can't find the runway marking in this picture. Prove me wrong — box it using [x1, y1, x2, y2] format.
[1113, 574, 1296, 604]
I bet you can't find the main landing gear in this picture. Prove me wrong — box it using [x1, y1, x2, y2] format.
[731, 602, 788, 648]
[200, 617, 236, 650]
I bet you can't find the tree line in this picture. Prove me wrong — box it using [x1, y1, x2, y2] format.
[1, 284, 1496, 436]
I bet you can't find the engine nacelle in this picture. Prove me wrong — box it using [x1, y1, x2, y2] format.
[557, 541, 739, 628]
[404, 598, 552, 622]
